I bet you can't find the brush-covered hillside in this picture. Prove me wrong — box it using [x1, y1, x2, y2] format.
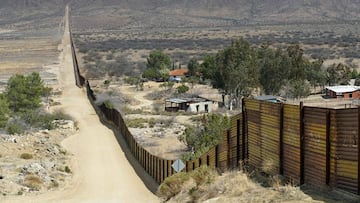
[2, 0, 360, 30]
[64, 0, 360, 31]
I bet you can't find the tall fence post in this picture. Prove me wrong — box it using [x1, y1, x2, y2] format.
[227, 129, 231, 169]
[300, 102, 305, 185]
[326, 109, 331, 185]
[358, 106, 360, 194]
[279, 103, 284, 175]
[236, 119, 241, 167]
[215, 145, 219, 168]
[242, 98, 247, 161]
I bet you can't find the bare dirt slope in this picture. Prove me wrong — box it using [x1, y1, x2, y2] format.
[2, 6, 158, 203]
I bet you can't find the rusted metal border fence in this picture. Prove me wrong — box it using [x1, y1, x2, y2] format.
[69, 31, 85, 87]
[70, 31, 360, 195]
[244, 98, 359, 195]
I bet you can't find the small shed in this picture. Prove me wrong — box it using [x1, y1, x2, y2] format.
[165, 97, 213, 113]
[325, 86, 360, 99]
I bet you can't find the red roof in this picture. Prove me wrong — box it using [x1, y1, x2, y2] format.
[169, 68, 188, 76]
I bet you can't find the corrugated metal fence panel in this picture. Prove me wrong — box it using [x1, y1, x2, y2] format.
[335, 108, 358, 194]
[217, 130, 229, 172]
[246, 99, 260, 111]
[329, 109, 337, 188]
[304, 107, 327, 187]
[283, 104, 301, 183]
[207, 147, 216, 168]
[260, 102, 281, 175]
[229, 114, 242, 168]
[246, 99, 262, 169]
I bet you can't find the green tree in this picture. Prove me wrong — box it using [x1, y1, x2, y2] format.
[286, 79, 311, 99]
[0, 94, 9, 128]
[258, 46, 290, 95]
[176, 84, 189, 94]
[326, 63, 351, 85]
[355, 78, 360, 86]
[4, 72, 50, 113]
[187, 58, 199, 76]
[214, 39, 259, 108]
[287, 44, 307, 81]
[180, 113, 230, 160]
[142, 68, 159, 80]
[144, 50, 171, 80]
[305, 59, 327, 89]
[199, 55, 216, 80]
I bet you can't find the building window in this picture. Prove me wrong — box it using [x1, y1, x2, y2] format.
[349, 93, 352, 98]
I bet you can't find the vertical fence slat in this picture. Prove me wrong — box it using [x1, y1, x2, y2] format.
[279, 103, 284, 175]
[358, 106, 360, 195]
[300, 102, 305, 185]
[326, 109, 331, 185]
[237, 119, 240, 167]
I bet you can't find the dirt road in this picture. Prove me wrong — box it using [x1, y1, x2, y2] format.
[3, 6, 159, 203]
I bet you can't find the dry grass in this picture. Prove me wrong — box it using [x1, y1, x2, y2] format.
[157, 166, 218, 202]
[160, 166, 316, 203]
[23, 174, 43, 191]
[20, 153, 33, 160]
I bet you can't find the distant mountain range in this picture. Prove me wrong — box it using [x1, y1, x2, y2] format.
[1, 0, 360, 26]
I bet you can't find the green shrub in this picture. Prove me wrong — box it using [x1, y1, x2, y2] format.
[157, 171, 190, 200]
[126, 118, 157, 128]
[157, 166, 217, 201]
[179, 113, 230, 161]
[22, 111, 55, 130]
[126, 118, 146, 128]
[104, 100, 114, 109]
[176, 84, 189, 94]
[6, 122, 25, 135]
[20, 110, 73, 130]
[0, 94, 9, 128]
[52, 110, 73, 120]
[50, 180, 59, 188]
[4, 72, 50, 113]
[103, 80, 111, 85]
[106, 53, 114, 60]
[65, 166, 71, 173]
[124, 77, 144, 91]
[20, 153, 33, 159]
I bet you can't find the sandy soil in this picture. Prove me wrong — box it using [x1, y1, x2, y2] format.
[2, 6, 158, 203]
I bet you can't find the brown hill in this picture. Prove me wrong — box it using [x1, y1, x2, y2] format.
[64, 0, 360, 31]
[1, 0, 360, 27]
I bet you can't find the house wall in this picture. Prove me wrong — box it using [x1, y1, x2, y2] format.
[187, 102, 213, 113]
[329, 90, 360, 99]
[329, 91, 337, 98]
[344, 90, 360, 99]
[212, 101, 219, 111]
